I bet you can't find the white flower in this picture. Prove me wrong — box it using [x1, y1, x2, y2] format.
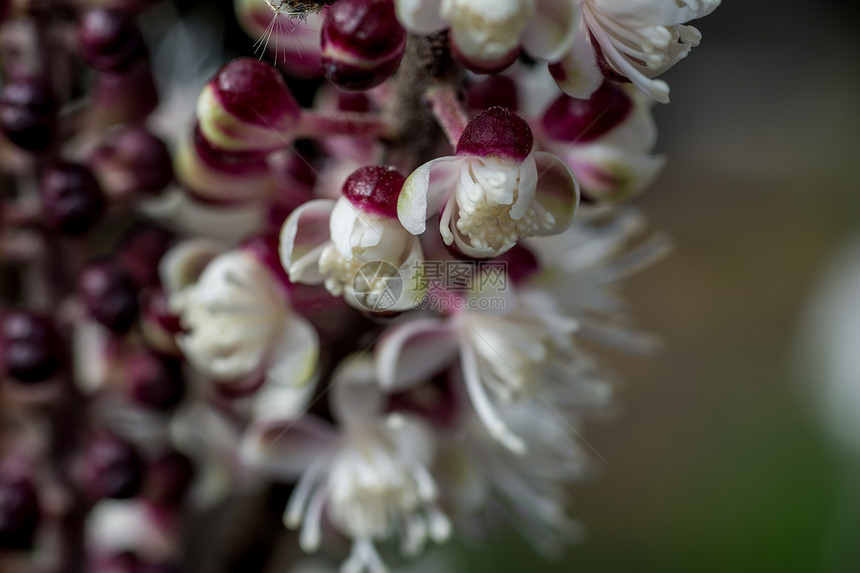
[525, 207, 670, 353]
[553, 0, 720, 103]
[161, 239, 318, 388]
[376, 280, 595, 454]
[241, 356, 450, 573]
[398, 107, 578, 258]
[396, 0, 581, 69]
[281, 166, 426, 312]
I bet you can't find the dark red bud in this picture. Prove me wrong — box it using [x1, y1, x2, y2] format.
[0, 78, 56, 152]
[320, 0, 406, 90]
[78, 433, 144, 500]
[466, 75, 519, 112]
[342, 165, 404, 218]
[1, 310, 63, 384]
[0, 475, 41, 550]
[90, 126, 173, 198]
[117, 223, 174, 288]
[78, 258, 139, 333]
[456, 106, 534, 161]
[542, 82, 633, 143]
[40, 162, 106, 235]
[127, 352, 185, 410]
[78, 9, 145, 72]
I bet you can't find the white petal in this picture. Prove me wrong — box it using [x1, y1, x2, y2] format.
[592, 0, 720, 26]
[395, 0, 447, 34]
[240, 415, 336, 480]
[264, 314, 320, 391]
[550, 22, 603, 100]
[522, 0, 582, 62]
[398, 157, 463, 235]
[159, 238, 225, 294]
[375, 317, 457, 391]
[330, 354, 386, 426]
[280, 199, 336, 284]
[532, 151, 579, 236]
[567, 145, 665, 202]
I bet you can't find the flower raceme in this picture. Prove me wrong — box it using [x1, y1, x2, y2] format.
[398, 106, 579, 258]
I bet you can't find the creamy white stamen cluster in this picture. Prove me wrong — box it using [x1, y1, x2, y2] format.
[170, 250, 288, 380]
[441, 0, 535, 62]
[448, 158, 554, 253]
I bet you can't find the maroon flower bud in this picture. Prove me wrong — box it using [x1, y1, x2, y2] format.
[90, 126, 173, 199]
[456, 106, 534, 162]
[78, 9, 145, 72]
[0, 78, 56, 152]
[196, 58, 300, 152]
[542, 82, 633, 143]
[90, 59, 159, 127]
[138, 563, 181, 573]
[78, 259, 139, 333]
[0, 475, 41, 550]
[78, 433, 144, 500]
[126, 351, 184, 410]
[117, 223, 174, 288]
[320, 0, 406, 91]
[175, 123, 274, 203]
[1, 310, 63, 384]
[40, 162, 106, 235]
[342, 165, 404, 218]
[144, 450, 194, 505]
[466, 75, 519, 112]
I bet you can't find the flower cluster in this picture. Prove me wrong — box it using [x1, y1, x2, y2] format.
[0, 0, 717, 571]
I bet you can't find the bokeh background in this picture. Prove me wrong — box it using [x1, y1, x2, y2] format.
[168, 0, 860, 571]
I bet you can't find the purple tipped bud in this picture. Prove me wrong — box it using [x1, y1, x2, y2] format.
[126, 351, 184, 410]
[320, 0, 406, 91]
[176, 123, 274, 203]
[144, 451, 194, 505]
[197, 58, 300, 152]
[0, 78, 56, 152]
[117, 223, 174, 288]
[40, 162, 106, 235]
[90, 126, 172, 199]
[78, 9, 145, 72]
[90, 59, 158, 127]
[466, 75, 519, 112]
[1, 310, 63, 384]
[0, 475, 40, 550]
[78, 433, 144, 500]
[542, 82, 633, 143]
[78, 259, 139, 333]
[456, 106, 534, 162]
[342, 165, 404, 218]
